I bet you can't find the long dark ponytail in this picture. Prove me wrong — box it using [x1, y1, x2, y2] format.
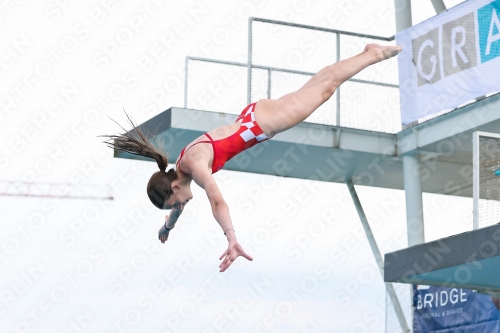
[100, 112, 177, 209]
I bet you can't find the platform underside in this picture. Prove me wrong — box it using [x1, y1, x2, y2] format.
[384, 223, 500, 293]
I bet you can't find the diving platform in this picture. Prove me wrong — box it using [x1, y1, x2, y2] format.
[384, 222, 500, 294]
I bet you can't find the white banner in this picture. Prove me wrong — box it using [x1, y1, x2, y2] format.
[397, 0, 500, 125]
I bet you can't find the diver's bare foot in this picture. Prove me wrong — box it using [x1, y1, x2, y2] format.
[364, 43, 402, 62]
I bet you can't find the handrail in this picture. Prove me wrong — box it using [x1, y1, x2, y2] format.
[250, 17, 395, 41]
[185, 56, 398, 94]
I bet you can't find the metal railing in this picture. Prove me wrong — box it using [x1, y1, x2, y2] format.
[184, 56, 398, 100]
[183, 17, 401, 133]
[247, 17, 397, 128]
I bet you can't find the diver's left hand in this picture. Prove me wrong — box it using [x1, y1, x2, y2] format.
[219, 241, 253, 272]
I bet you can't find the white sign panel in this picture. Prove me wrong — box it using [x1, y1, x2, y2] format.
[397, 0, 500, 125]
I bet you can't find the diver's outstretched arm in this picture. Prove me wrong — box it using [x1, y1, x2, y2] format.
[192, 167, 253, 272]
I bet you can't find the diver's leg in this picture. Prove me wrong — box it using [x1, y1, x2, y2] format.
[255, 44, 401, 136]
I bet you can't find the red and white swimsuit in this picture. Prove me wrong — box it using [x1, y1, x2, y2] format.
[176, 103, 272, 175]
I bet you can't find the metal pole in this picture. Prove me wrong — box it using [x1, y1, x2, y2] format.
[336, 33, 341, 127]
[267, 69, 271, 99]
[184, 56, 188, 108]
[394, 3, 415, 331]
[346, 179, 410, 333]
[394, 0, 412, 33]
[247, 18, 253, 105]
[430, 0, 446, 14]
[473, 132, 480, 230]
[403, 153, 425, 246]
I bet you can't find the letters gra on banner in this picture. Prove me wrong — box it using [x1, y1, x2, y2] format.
[397, 0, 500, 125]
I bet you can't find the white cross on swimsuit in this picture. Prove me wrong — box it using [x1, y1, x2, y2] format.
[238, 104, 268, 142]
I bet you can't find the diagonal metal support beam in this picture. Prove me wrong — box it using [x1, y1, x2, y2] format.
[430, 0, 446, 14]
[346, 179, 410, 333]
[346, 179, 385, 274]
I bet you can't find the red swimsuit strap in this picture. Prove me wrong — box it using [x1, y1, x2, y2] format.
[176, 135, 214, 176]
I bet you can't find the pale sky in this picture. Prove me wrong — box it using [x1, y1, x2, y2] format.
[0, 0, 470, 332]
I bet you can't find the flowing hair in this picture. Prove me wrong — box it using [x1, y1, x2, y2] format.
[100, 112, 177, 209]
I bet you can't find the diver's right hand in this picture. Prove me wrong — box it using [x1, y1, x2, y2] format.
[159, 216, 171, 244]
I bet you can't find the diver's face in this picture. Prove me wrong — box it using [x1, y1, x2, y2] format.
[163, 185, 192, 210]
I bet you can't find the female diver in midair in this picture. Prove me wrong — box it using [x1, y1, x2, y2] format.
[103, 44, 402, 272]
